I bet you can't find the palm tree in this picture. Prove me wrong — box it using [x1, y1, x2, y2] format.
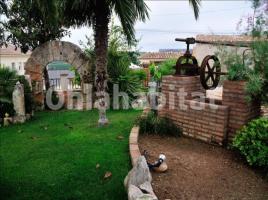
[63, 0, 201, 125]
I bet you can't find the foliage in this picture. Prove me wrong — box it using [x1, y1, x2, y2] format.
[237, 0, 268, 37]
[136, 112, 182, 137]
[232, 118, 268, 167]
[0, 109, 141, 199]
[222, 52, 251, 81]
[0, 68, 16, 120]
[218, 41, 268, 103]
[2, 0, 68, 52]
[129, 69, 147, 81]
[159, 59, 176, 76]
[70, 66, 81, 86]
[0, 68, 34, 116]
[0, 67, 17, 101]
[84, 25, 145, 103]
[149, 63, 161, 82]
[149, 59, 176, 81]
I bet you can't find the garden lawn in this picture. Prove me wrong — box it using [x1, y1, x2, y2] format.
[0, 109, 140, 200]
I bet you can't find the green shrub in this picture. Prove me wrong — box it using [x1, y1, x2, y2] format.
[0, 101, 15, 120]
[129, 69, 146, 81]
[136, 112, 182, 137]
[232, 118, 268, 167]
[158, 59, 176, 76]
[0, 68, 34, 115]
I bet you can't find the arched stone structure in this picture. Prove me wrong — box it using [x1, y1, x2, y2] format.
[24, 41, 93, 109]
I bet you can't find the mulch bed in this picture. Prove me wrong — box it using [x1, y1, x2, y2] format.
[139, 135, 268, 200]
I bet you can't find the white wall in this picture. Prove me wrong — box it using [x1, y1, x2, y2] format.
[193, 44, 249, 72]
[0, 55, 30, 75]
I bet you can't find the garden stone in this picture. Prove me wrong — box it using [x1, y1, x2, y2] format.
[124, 156, 152, 189]
[139, 181, 155, 196]
[12, 82, 26, 123]
[128, 185, 157, 200]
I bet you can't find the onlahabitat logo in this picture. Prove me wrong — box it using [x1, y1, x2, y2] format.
[45, 83, 219, 111]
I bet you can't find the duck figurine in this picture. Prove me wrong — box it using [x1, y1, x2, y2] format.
[144, 151, 168, 173]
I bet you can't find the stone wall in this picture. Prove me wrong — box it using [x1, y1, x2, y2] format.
[223, 80, 261, 141]
[24, 41, 93, 109]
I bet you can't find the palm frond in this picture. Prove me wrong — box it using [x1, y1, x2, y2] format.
[112, 0, 149, 44]
[189, 0, 201, 20]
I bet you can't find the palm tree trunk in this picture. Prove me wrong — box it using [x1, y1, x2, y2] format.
[94, 2, 110, 126]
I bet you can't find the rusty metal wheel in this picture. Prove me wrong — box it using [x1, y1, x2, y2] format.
[200, 55, 221, 90]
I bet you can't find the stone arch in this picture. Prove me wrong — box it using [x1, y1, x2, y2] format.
[24, 40, 93, 109]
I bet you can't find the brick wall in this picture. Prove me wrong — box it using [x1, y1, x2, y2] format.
[159, 76, 229, 145]
[222, 80, 261, 141]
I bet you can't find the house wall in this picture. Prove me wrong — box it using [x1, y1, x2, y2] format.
[192, 44, 249, 72]
[0, 54, 30, 75]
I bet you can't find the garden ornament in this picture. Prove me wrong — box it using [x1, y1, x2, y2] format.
[144, 151, 168, 173]
[4, 113, 13, 127]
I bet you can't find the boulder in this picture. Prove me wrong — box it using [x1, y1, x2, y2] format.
[128, 185, 157, 200]
[125, 156, 158, 200]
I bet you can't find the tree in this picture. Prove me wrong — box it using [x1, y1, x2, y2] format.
[2, 0, 68, 90]
[0, 0, 8, 46]
[64, 0, 201, 125]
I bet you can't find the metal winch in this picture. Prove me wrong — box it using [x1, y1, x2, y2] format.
[174, 37, 248, 90]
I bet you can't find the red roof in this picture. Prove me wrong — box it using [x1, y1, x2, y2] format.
[196, 34, 254, 43]
[139, 52, 181, 60]
[0, 45, 31, 56]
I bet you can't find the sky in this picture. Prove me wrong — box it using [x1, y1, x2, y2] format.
[62, 0, 254, 52]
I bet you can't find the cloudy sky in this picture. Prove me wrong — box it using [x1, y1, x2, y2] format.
[63, 0, 254, 52]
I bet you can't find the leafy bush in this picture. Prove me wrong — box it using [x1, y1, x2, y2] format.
[232, 118, 268, 167]
[219, 40, 268, 103]
[149, 59, 176, 82]
[0, 68, 17, 119]
[136, 112, 182, 137]
[0, 101, 15, 119]
[0, 67, 34, 116]
[158, 59, 176, 76]
[129, 69, 147, 81]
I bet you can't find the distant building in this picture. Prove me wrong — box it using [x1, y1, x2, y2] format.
[159, 49, 179, 52]
[0, 45, 31, 75]
[159, 48, 192, 54]
[139, 52, 182, 66]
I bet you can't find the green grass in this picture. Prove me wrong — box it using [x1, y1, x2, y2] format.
[0, 109, 141, 200]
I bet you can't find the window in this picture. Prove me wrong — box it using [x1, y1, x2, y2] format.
[18, 62, 22, 71]
[11, 62, 15, 70]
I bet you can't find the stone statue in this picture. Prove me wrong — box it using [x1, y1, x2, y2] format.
[12, 82, 26, 123]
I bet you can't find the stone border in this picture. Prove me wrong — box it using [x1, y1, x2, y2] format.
[129, 126, 141, 166]
[125, 109, 158, 200]
[129, 109, 150, 166]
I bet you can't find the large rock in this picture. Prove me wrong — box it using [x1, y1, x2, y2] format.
[128, 185, 157, 200]
[124, 156, 152, 188]
[125, 156, 158, 200]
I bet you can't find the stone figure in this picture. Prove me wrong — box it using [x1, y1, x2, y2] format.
[12, 82, 26, 123]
